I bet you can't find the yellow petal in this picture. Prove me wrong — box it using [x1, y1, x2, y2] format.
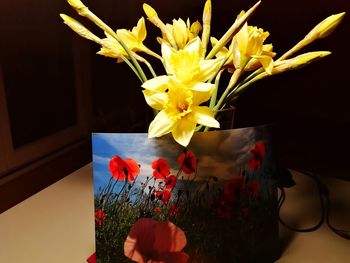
[161, 43, 175, 74]
[133, 17, 147, 42]
[143, 90, 167, 110]
[148, 110, 175, 138]
[192, 106, 220, 128]
[97, 47, 120, 58]
[197, 57, 224, 82]
[171, 116, 197, 147]
[117, 29, 138, 50]
[191, 82, 215, 93]
[236, 22, 249, 54]
[252, 55, 274, 74]
[142, 76, 172, 91]
[184, 37, 202, 54]
[173, 18, 188, 49]
[97, 36, 124, 58]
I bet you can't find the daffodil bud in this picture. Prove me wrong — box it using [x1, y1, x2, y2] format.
[60, 14, 101, 43]
[307, 12, 345, 40]
[273, 51, 331, 74]
[203, 0, 212, 25]
[173, 19, 188, 49]
[143, 3, 158, 19]
[67, 0, 86, 9]
[201, 0, 212, 55]
[190, 21, 202, 36]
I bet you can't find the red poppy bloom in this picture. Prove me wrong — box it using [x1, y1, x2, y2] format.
[248, 141, 265, 170]
[124, 218, 189, 263]
[156, 189, 171, 205]
[165, 175, 177, 189]
[178, 150, 197, 174]
[95, 209, 106, 226]
[169, 204, 180, 218]
[109, 155, 140, 181]
[152, 158, 170, 179]
[154, 207, 161, 213]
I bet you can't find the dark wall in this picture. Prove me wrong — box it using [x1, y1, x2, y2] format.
[230, 0, 350, 177]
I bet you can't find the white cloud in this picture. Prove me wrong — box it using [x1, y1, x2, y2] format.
[92, 154, 110, 165]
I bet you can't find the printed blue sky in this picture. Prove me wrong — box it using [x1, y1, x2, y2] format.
[92, 128, 261, 195]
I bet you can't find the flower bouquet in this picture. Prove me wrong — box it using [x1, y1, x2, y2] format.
[60, 0, 345, 262]
[61, 0, 344, 147]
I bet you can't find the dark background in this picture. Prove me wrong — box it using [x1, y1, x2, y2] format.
[1, 0, 350, 179]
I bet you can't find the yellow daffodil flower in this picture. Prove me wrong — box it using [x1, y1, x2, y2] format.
[232, 12, 275, 74]
[97, 17, 147, 62]
[157, 18, 202, 49]
[163, 37, 223, 86]
[145, 84, 219, 146]
[140, 37, 223, 112]
[142, 77, 214, 111]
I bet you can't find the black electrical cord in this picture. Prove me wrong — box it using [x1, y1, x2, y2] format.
[278, 169, 350, 240]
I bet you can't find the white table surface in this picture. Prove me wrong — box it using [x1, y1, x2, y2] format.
[0, 164, 349, 262]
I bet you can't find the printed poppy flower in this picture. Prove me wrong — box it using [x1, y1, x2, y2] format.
[124, 218, 189, 263]
[109, 155, 140, 181]
[223, 177, 246, 203]
[156, 189, 171, 205]
[178, 150, 197, 174]
[210, 198, 234, 220]
[165, 175, 177, 189]
[248, 180, 260, 197]
[152, 158, 170, 179]
[87, 253, 96, 263]
[95, 210, 106, 226]
[169, 204, 180, 218]
[248, 140, 265, 170]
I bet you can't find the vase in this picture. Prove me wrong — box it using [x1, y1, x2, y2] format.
[91, 125, 279, 263]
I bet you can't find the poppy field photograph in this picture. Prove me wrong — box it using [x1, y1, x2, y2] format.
[92, 126, 279, 262]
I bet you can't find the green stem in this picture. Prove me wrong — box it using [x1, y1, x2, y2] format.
[239, 67, 264, 84]
[119, 54, 143, 82]
[213, 69, 242, 115]
[209, 69, 224, 109]
[144, 60, 157, 78]
[143, 46, 163, 61]
[225, 72, 268, 108]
